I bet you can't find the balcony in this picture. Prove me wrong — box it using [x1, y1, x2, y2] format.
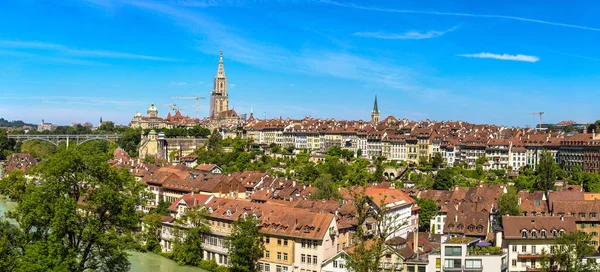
[444, 266, 463, 271]
[464, 266, 483, 272]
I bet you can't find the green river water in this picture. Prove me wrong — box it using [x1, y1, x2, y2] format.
[0, 197, 206, 272]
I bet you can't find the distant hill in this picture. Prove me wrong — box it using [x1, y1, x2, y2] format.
[0, 118, 36, 128]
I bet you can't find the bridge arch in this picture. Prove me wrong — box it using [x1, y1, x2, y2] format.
[19, 138, 59, 147]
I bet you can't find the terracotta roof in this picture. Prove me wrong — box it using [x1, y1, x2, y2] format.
[502, 216, 576, 239]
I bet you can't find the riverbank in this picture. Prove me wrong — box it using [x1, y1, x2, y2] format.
[0, 196, 206, 272]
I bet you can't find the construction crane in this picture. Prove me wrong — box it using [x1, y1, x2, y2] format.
[531, 112, 544, 129]
[172, 96, 206, 119]
[158, 102, 183, 114]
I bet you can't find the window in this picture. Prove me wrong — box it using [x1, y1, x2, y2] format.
[550, 246, 555, 254]
[532, 230, 537, 238]
[593, 232, 599, 237]
[278, 239, 282, 246]
[301, 254, 306, 263]
[333, 260, 338, 268]
[522, 246, 527, 253]
[512, 260, 517, 267]
[266, 237, 270, 244]
[536, 200, 541, 206]
[465, 259, 482, 269]
[264, 263, 271, 272]
[580, 213, 587, 218]
[284, 240, 288, 247]
[532, 246, 537, 254]
[277, 252, 281, 260]
[313, 240, 318, 248]
[266, 251, 270, 258]
[307, 255, 311, 264]
[593, 224, 597, 228]
[512, 245, 517, 252]
[283, 253, 288, 261]
[276, 265, 282, 272]
[541, 230, 547, 238]
[521, 230, 528, 238]
[444, 259, 461, 269]
[592, 213, 597, 218]
[445, 246, 462, 256]
[313, 256, 317, 264]
[468, 225, 474, 232]
[301, 240, 306, 248]
[532, 260, 537, 267]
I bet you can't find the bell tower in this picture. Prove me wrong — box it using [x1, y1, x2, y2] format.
[210, 50, 229, 118]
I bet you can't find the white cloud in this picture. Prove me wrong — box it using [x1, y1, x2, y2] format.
[322, 0, 600, 32]
[457, 53, 539, 63]
[0, 40, 176, 61]
[169, 81, 188, 86]
[354, 26, 457, 40]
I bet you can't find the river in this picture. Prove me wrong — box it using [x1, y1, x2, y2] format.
[0, 197, 206, 272]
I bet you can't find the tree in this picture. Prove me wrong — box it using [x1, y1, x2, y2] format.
[0, 128, 17, 160]
[310, 173, 342, 200]
[433, 169, 455, 190]
[172, 207, 211, 266]
[431, 152, 443, 169]
[571, 165, 584, 185]
[476, 156, 489, 166]
[564, 125, 575, 133]
[0, 170, 28, 201]
[207, 129, 222, 150]
[141, 213, 163, 253]
[153, 200, 171, 216]
[498, 187, 520, 220]
[536, 150, 557, 192]
[373, 156, 385, 182]
[0, 147, 146, 272]
[98, 121, 115, 132]
[356, 148, 363, 158]
[553, 231, 598, 272]
[416, 198, 438, 230]
[345, 189, 406, 272]
[228, 216, 264, 272]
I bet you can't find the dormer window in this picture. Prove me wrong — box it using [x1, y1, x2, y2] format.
[468, 225, 474, 232]
[535, 200, 541, 206]
[560, 230, 565, 237]
[226, 210, 232, 216]
[532, 230, 538, 238]
[476, 225, 483, 233]
[552, 230, 558, 238]
[521, 230, 528, 238]
[541, 230, 547, 238]
[580, 213, 586, 218]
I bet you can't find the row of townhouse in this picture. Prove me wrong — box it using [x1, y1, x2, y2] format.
[239, 117, 600, 172]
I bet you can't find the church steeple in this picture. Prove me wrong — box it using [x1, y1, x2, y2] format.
[371, 95, 380, 124]
[217, 49, 225, 78]
[210, 50, 229, 118]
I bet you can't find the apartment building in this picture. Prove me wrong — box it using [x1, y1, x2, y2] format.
[502, 216, 576, 272]
[552, 200, 600, 247]
[427, 237, 508, 272]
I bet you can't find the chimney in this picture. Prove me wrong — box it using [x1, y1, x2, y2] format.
[594, 129, 596, 140]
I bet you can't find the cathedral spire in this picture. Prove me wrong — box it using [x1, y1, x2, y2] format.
[371, 95, 380, 124]
[217, 49, 225, 78]
[372, 95, 379, 114]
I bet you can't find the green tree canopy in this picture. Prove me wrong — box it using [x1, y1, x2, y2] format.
[0, 147, 146, 272]
[553, 231, 598, 272]
[416, 198, 439, 230]
[310, 173, 342, 200]
[228, 216, 264, 272]
[535, 150, 557, 192]
[172, 207, 211, 266]
[433, 169, 455, 190]
[498, 187, 521, 220]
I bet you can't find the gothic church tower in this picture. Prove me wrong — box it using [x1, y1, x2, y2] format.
[371, 95, 380, 124]
[210, 50, 229, 118]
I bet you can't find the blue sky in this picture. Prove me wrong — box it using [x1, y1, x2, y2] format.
[0, 0, 599, 127]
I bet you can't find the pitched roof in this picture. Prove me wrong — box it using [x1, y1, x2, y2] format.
[502, 216, 576, 239]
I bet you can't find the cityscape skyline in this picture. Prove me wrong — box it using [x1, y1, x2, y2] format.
[1, 0, 600, 126]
